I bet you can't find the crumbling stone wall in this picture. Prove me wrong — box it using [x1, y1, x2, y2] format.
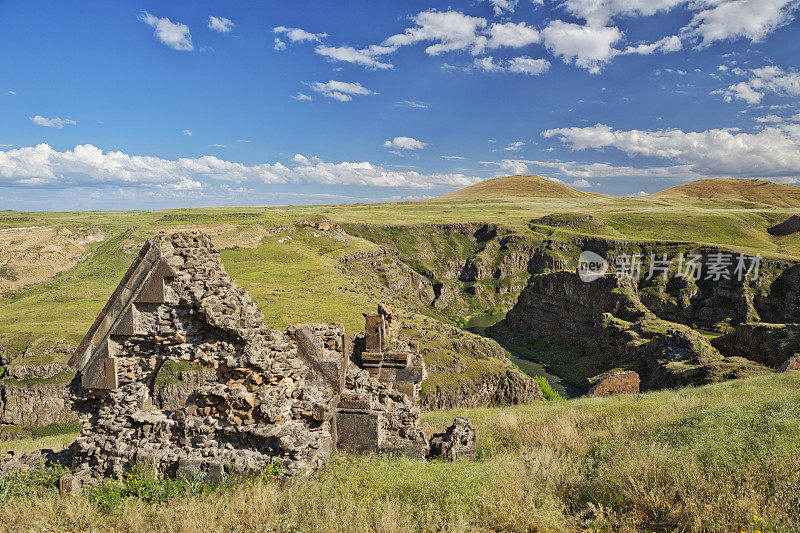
[68, 232, 429, 481]
[353, 304, 427, 398]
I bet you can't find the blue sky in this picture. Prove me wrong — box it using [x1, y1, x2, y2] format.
[1, 0, 799, 210]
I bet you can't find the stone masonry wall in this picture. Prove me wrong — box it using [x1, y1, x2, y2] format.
[69, 232, 428, 480]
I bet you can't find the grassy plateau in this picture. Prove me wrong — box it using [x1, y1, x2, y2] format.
[0, 372, 798, 532]
[1, 175, 799, 531]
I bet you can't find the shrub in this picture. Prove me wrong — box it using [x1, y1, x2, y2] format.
[0, 462, 70, 502]
[533, 376, 565, 401]
[86, 462, 282, 513]
[0, 265, 18, 282]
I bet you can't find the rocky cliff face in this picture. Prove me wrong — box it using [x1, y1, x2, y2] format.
[711, 323, 800, 368]
[405, 318, 543, 410]
[503, 270, 770, 392]
[343, 223, 568, 317]
[422, 369, 542, 410]
[344, 224, 800, 336]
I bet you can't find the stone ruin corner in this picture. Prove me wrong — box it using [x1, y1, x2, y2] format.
[67, 231, 472, 482]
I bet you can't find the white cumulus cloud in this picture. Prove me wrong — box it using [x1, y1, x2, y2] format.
[181, 129, 193, 136]
[684, 0, 800, 47]
[208, 16, 234, 33]
[541, 21, 622, 73]
[622, 35, 683, 55]
[273, 26, 327, 43]
[315, 45, 394, 70]
[561, 0, 689, 26]
[542, 122, 800, 178]
[487, 22, 541, 48]
[716, 65, 800, 104]
[474, 56, 550, 75]
[383, 10, 488, 56]
[483, 0, 519, 15]
[308, 80, 374, 102]
[0, 144, 482, 190]
[383, 137, 428, 150]
[508, 56, 551, 75]
[498, 159, 530, 174]
[30, 115, 76, 128]
[138, 12, 193, 51]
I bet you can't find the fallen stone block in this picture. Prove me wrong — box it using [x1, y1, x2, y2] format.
[587, 371, 640, 397]
[780, 355, 800, 372]
[428, 418, 476, 461]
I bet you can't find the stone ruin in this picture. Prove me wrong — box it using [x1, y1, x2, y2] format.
[66, 231, 471, 482]
[429, 418, 476, 460]
[353, 303, 426, 398]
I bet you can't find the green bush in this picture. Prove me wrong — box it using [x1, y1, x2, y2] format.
[86, 462, 282, 513]
[533, 376, 565, 401]
[0, 265, 19, 282]
[0, 462, 70, 502]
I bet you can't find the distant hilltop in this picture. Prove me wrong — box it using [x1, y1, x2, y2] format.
[435, 175, 603, 200]
[437, 175, 800, 208]
[646, 178, 800, 208]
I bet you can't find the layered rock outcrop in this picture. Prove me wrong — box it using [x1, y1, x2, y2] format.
[0, 380, 76, 426]
[503, 270, 768, 392]
[421, 370, 543, 410]
[711, 323, 800, 369]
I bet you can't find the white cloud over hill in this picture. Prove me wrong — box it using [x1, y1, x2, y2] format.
[542, 122, 800, 178]
[0, 144, 481, 190]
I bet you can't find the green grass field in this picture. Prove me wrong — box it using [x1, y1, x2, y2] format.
[1, 176, 799, 531]
[1, 372, 798, 532]
[1, 178, 797, 361]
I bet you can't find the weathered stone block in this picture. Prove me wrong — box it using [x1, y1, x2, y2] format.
[780, 355, 800, 372]
[364, 314, 384, 352]
[176, 458, 203, 479]
[81, 355, 118, 390]
[58, 473, 79, 496]
[428, 418, 476, 461]
[206, 461, 225, 483]
[587, 371, 640, 397]
[336, 411, 379, 453]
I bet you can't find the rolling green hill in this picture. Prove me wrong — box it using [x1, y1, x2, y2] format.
[648, 177, 800, 208]
[435, 174, 604, 200]
[2, 176, 800, 531]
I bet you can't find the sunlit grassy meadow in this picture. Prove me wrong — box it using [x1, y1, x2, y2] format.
[2, 372, 798, 532]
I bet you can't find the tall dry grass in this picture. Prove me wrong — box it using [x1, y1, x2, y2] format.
[1, 372, 798, 532]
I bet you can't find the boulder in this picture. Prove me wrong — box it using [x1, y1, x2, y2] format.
[587, 371, 640, 397]
[780, 355, 800, 372]
[428, 418, 476, 461]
